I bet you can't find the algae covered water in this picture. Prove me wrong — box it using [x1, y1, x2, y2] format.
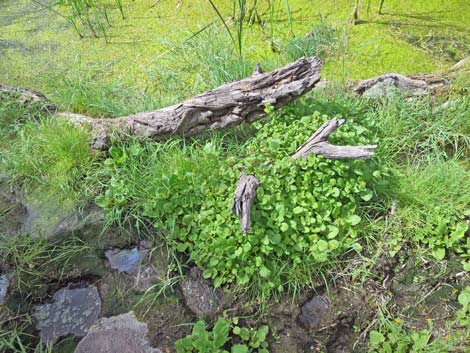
[1, 0, 469, 101]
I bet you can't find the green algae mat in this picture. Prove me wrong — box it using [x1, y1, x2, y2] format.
[0, 0, 469, 108]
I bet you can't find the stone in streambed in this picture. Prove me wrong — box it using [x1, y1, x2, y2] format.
[34, 285, 101, 345]
[180, 267, 224, 319]
[104, 246, 148, 275]
[74, 311, 161, 353]
[354, 73, 430, 98]
[298, 295, 330, 329]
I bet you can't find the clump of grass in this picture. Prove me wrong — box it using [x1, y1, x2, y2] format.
[0, 96, 43, 143]
[1, 117, 95, 202]
[284, 20, 338, 61]
[186, 30, 254, 88]
[0, 234, 90, 293]
[368, 93, 470, 163]
[148, 29, 256, 97]
[0, 328, 52, 353]
[49, 65, 163, 118]
[398, 159, 470, 214]
[158, 28, 283, 94]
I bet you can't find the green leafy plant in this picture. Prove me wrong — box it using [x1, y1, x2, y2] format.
[175, 318, 269, 353]
[457, 286, 470, 327]
[369, 320, 453, 353]
[97, 105, 384, 298]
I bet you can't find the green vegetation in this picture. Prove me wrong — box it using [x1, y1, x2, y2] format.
[0, 330, 52, 353]
[95, 106, 386, 297]
[0, 234, 90, 293]
[175, 318, 269, 353]
[284, 20, 338, 61]
[2, 117, 94, 200]
[1, 0, 469, 95]
[1, 0, 469, 352]
[457, 286, 470, 328]
[368, 320, 454, 353]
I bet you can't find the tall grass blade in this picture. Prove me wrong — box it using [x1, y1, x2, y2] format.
[207, 0, 236, 50]
[284, 0, 293, 35]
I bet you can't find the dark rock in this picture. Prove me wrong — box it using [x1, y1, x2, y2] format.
[34, 285, 101, 345]
[0, 274, 9, 304]
[104, 246, 148, 275]
[74, 311, 161, 353]
[298, 295, 330, 329]
[180, 267, 224, 319]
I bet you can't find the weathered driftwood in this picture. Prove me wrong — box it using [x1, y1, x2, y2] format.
[233, 118, 377, 233]
[231, 174, 260, 234]
[0, 83, 57, 112]
[57, 56, 322, 149]
[291, 118, 377, 160]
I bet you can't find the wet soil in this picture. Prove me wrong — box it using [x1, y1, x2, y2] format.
[1, 197, 468, 353]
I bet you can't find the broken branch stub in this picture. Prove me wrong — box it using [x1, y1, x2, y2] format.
[233, 119, 377, 232]
[291, 118, 377, 160]
[231, 174, 260, 234]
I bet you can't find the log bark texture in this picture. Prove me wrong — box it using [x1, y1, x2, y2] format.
[291, 118, 377, 160]
[0, 83, 57, 112]
[58, 57, 322, 149]
[231, 174, 260, 234]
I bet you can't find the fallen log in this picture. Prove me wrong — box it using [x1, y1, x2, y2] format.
[55, 56, 322, 149]
[2, 57, 322, 149]
[0, 83, 57, 112]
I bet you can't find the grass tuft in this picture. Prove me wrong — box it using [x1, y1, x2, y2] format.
[1, 117, 95, 202]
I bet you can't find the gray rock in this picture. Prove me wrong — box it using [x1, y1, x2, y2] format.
[22, 198, 104, 238]
[180, 267, 224, 319]
[52, 205, 105, 237]
[22, 199, 76, 238]
[134, 265, 161, 292]
[74, 311, 161, 353]
[105, 246, 148, 275]
[354, 73, 429, 98]
[34, 285, 101, 345]
[0, 274, 9, 304]
[298, 295, 330, 329]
